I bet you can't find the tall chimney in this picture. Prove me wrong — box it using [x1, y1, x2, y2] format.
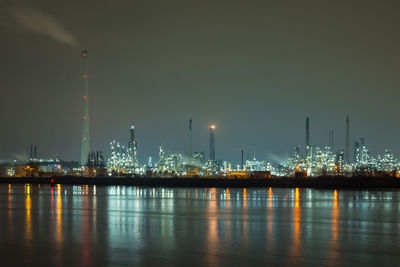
[189, 118, 192, 157]
[81, 50, 90, 166]
[209, 124, 215, 161]
[241, 149, 244, 170]
[306, 117, 310, 158]
[346, 116, 349, 163]
[129, 124, 138, 168]
[130, 124, 135, 142]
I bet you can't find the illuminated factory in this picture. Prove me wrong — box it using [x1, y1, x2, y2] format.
[106, 124, 144, 175]
[2, 51, 400, 178]
[75, 51, 400, 178]
[2, 115, 400, 178]
[282, 117, 400, 177]
[100, 116, 400, 178]
[152, 117, 399, 178]
[3, 112, 400, 178]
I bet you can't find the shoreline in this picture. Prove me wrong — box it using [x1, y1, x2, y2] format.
[1, 176, 400, 189]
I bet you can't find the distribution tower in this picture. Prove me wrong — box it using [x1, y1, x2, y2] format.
[209, 124, 215, 161]
[81, 50, 90, 166]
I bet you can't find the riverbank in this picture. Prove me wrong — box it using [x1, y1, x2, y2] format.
[1, 176, 400, 189]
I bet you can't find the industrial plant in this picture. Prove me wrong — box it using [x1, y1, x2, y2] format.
[0, 51, 399, 179]
[99, 116, 400, 179]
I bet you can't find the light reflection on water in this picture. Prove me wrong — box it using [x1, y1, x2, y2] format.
[0, 184, 400, 266]
[329, 189, 340, 265]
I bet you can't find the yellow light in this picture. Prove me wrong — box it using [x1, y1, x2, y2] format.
[210, 124, 215, 130]
[26, 184, 31, 195]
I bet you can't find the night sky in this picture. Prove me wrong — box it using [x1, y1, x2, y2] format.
[1, 0, 400, 163]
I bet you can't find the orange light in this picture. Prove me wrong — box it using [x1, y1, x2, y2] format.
[83, 95, 87, 100]
[26, 184, 31, 195]
[333, 189, 338, 199]
[83, 116, 87, 120]
[210, 125, 216, 130]
[268, 187, 273, 208]
[295, 188, 300, 199]
[82, 74, 87, 78]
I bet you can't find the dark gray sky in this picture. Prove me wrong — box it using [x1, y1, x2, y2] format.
[1, 0, 400, 163]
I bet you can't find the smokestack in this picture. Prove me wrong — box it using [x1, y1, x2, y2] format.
[209, 124, 215, 161]
[129, 124, 138, 168]
[329, 131, 334, 148]
[189, 118, 192, 157]
[306, 117, 310, 157]
[81, 50, 90, 166]
[30, 144, 33, 159]
[346, 116, 349, 163]
[241, 149, 244, 170]
[130, 124, 135, 142]
[34, 146, 37, 159]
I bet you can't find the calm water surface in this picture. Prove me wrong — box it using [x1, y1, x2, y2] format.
[0, 184, 399, 266]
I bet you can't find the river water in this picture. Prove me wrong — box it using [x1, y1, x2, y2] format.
[0, 184, 399, 266]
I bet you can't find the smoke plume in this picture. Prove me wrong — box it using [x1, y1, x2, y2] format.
[9, 151, 29, 162]
[264, 151, 289, 165]
[0, 0, 77, 46]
